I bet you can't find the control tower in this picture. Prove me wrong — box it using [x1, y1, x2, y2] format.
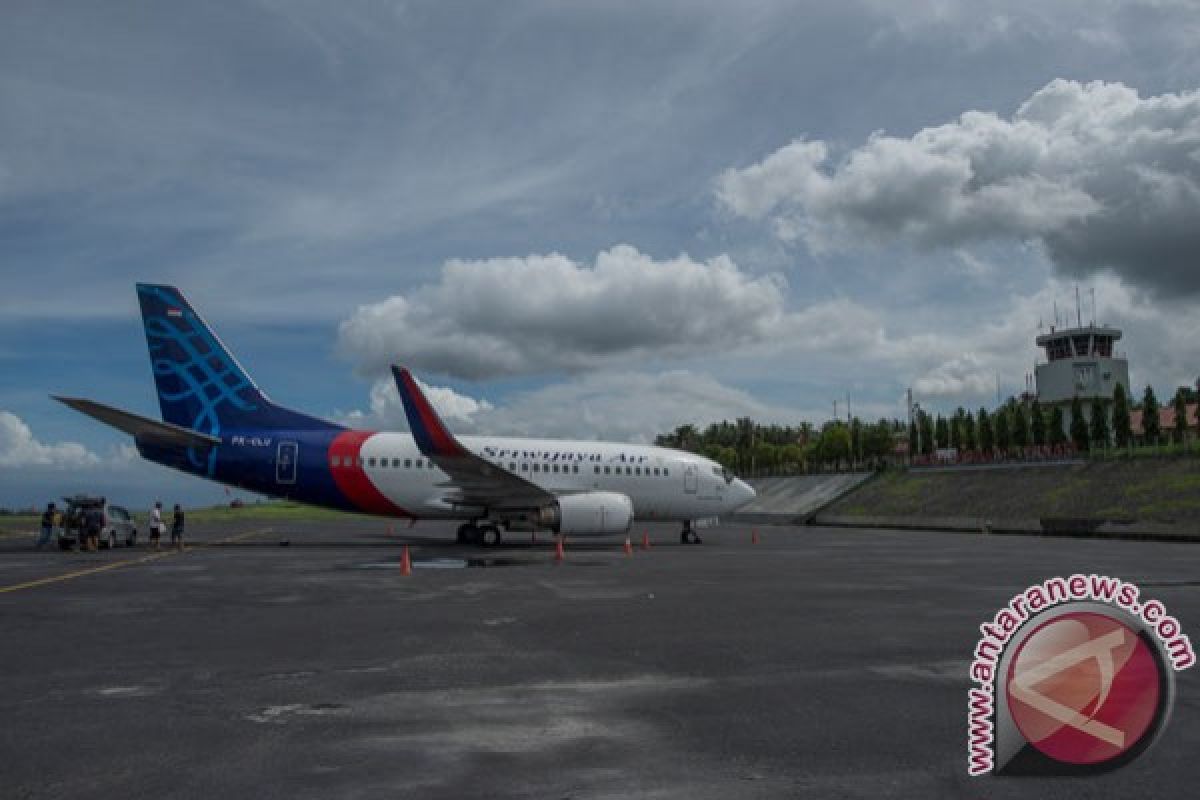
[1034, 322, 1130, 436]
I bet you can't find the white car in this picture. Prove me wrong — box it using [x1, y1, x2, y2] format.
[58, 496, 139, 550]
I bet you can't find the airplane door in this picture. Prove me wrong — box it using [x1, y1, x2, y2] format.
[684, 463, 698, 494]
[276, 441, 298, 484]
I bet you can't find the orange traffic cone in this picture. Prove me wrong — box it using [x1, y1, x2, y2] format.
[400, 544, 413, 576]
[554, 535, 565, 563]
[623, 536, 633, 556]
[751, 529, 760, 545]
[641, 531, 651, 550]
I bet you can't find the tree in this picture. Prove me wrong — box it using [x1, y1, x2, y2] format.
[935, 415, 949, 449]
[1049, 406, 1067, 446]
[963, 410, 977, 452]
[994, 406, 1011, 454]
[1030, 400, 1046, 446]
[1112, 384, 1131, 448]
[849, 417, 863, 466]
[918, 411, 934, 456]
[1142, 385, 1161, 445]
[1173, 388, 1189, 443]
[978, 408, 994, 453]
[1089, 399, 1109, 450]
[1012, 403, 1030, 449]
[1070, 395, 1089, 451]
[816, 422, 851, 469]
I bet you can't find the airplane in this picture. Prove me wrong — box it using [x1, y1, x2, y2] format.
[54, 285, 756, 546]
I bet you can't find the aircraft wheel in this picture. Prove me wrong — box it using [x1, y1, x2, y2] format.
[456, 523, 476, 544]
[479, 525, 502, 547]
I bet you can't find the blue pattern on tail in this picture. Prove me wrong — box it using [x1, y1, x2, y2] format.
[137, 284, 341, 475]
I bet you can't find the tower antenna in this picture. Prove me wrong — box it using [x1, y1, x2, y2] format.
[1075, 285, 1082, 328]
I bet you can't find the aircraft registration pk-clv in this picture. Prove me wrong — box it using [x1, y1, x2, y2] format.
[55, 285, 756, 546]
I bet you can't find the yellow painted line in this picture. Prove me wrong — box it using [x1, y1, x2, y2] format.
[0, 527, 272, 595]
[0, 530, 34, 540]
[0, 551, 174, 595]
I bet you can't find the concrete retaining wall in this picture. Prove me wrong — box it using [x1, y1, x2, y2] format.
[732, 473, 873, 525]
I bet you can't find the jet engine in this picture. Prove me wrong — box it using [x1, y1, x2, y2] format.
[537, 491, 633, 535]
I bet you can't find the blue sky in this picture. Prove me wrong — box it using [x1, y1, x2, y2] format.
[3, 1, 1200, 507]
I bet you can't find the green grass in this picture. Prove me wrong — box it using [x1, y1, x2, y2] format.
[1, 501, 365, 534]
[185, 501, 364, 523]
[824, 456, 1200, 524]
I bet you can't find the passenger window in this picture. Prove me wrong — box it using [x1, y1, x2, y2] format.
[404, 459, 412, 468]
[510, 462, 517, 471]
[635, 467, 641, 476]
[522, 463, 529, 471]
[663, 468, 669, 477]
[573, 465, 579, 474]
[604, 466, 611, 475]
[594, 466, 600, 474]
[416, 458, 424, 468]
[625, 466, 632, 475]
[390, 458, 399, 468]
[367, 457, 375, 467]
[331, 457, 339, 468]
[533, 464, 539, 472]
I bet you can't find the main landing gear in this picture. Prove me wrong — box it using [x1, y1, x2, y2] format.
[456, 521, 503, 547]
[680, 521, 702, 545]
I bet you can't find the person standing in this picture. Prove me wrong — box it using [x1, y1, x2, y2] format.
[170, 504, 185, 551]
[36, 502, 56, 550]
[84, 503, 102, 552]
[149, 501, 163, 549]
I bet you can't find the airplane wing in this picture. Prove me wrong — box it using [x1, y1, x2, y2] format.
[52, 396, 222, 449]
[391, 366, 555, 510]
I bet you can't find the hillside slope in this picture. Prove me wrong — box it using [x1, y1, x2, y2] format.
[824, 459, 1200, 524]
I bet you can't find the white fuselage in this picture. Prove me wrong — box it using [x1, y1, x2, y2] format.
[354, 433, 755, 522]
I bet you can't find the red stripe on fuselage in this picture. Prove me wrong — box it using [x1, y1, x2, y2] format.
[327, 431, 413, 517]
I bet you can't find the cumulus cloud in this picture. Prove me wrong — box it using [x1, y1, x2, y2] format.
[718, 79, 1200, 295]
[912, 354, 998, 399]
[338, 245, 870, 380]
[0, 411, 100, 468]
[338, 376, 492, 428]
[343, 370, 809, 443]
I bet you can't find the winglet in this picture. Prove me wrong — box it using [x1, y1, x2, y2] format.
[391, 366, 468, 458]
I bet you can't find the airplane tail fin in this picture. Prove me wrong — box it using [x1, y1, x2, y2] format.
[136, 284, 340, 435]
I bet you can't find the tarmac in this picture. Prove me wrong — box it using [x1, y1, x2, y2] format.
[2, 518, 1199, 799]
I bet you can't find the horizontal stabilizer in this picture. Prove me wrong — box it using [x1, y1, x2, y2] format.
[52, 396, 221, 449]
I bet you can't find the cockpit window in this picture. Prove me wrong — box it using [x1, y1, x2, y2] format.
[712, 465, 734, 483]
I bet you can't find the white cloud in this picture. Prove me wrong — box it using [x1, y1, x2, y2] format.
[338, 376, 492, 428]
[718, 79, 1200, 295]
[343, 370, 810, 443]
[912, 354, 998, 399]
[337, 245, 842, 380]
[0, 411, 100, 468]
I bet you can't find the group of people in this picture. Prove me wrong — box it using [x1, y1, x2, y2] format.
[148, 501, 186, 550]
[35, 500, 185, 551]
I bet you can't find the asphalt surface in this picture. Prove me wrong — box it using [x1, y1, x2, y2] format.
[2, 519, 1199, 799]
